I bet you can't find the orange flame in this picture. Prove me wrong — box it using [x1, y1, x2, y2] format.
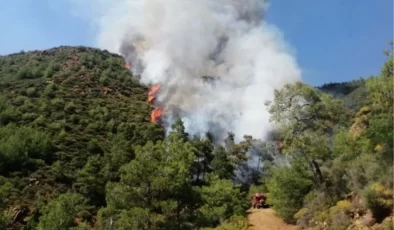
[151, 108, 164, 124]
[148, 84, 164, 124]
[125, 62, 132, 69]
[148, 84, 161, 104]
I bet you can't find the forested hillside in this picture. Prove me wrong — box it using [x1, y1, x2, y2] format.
[318, 78, 367, 111]
[0, 46, 251, 230]
[262, 44, 393, 229]
[0, 45, 392, 230]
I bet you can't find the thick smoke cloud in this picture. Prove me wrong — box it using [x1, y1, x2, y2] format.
[71, 0, 302, 142]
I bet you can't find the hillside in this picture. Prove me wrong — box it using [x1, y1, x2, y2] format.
[0, 46, 392, 230]
[0, 46, 165, 229]
[0, 46, 257, 230]
[318, 79, 367, 111]
[262, 47, 393, 230]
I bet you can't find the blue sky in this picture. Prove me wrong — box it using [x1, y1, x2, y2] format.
[0, 0, 392, 86]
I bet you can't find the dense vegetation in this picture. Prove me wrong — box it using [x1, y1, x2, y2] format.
[261, 43, 393, 229]
[0, 43, 392, 230]
[0, 46, 250, 230]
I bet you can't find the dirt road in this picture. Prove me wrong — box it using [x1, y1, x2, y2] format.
[248, 208, 297, 230]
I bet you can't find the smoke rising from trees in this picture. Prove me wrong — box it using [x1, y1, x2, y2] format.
[71, 0, 302, 142]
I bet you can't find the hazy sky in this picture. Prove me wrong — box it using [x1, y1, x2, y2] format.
[0, 0, 392, 86]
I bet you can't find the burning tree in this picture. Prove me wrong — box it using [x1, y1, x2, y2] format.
[125, 62, 164, 124]
[148, 85, 164, 124]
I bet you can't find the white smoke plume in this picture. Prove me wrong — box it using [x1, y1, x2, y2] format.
[70, 0, 302, 142]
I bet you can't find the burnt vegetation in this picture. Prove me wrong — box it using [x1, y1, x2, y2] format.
[0, 44, 392, 230]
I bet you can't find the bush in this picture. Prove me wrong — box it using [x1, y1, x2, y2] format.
[51, 98, 65, 111]
[329, 200, 352, 215]
[329, 212, 351, 230]
[44, 62, 60, 78]
[290, 189, 335, 228]
[202, 216, 248, 230]
[44, 83, 57, 98]
[0, 107, 20, 126]
[266, 164, 313, 222]
[198, 175, 248, 227]
[302, 198, 364, 230]
[48, 121, 64, 131]
[34, 115, 46, 126]
[37, 193, 88, 230]
[0, 212, 12, 229]
[87, 139, 104, 155]
[17, 68, 38, 79]
[294, 208, 309, 220]
[64, 102, 77, 114]
[0, 125, 52, 174]
[13, 96, 27, 106]
[115, 208, 151, 230]
[363, 183, 393, 222]
[99, 73, 109, 86]
[327, 200, 352, 230]
[381, 217, 394, 230]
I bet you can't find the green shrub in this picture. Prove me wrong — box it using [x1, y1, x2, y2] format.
[329, 212, 351, 230]
[266, 165, 313, 222]
[381, 217, 394, 230]
[49, 121, 64, 131]
[44, 62, 60, 78]
[0, 125, 52, 173]
[34, 115, 46, 126]
[202, 216, 248, 230]
[50, 111, 64, 120]
[99, 72, 109, 86]
[51, 98, 65, 111]
[37, 193, 88, 230]
[87, 139, 104, 155]
[329, 200, 352, 215]
[363, 183, 393, 222]
[0, 107, 20, 126]
[13, 96, 27, 106]
[0, 211, 12, 229]
[294, 208, 309, 220]
[64, 101, 77, 114]
[26, 87, 38, 97]
[22, 112, 38, 121]
[44, 83, 57, 98]
[17, 68, 41, 79]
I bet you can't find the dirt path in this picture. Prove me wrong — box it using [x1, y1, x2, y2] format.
[248, 208, 297, 230]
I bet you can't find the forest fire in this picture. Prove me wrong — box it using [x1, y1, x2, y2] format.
[124, 61, 164, 124]
[148, 84, 164, 124]
[125, 62, 131, 69]
[151, 108, 164, 124]
[148, 84, 161, 104]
